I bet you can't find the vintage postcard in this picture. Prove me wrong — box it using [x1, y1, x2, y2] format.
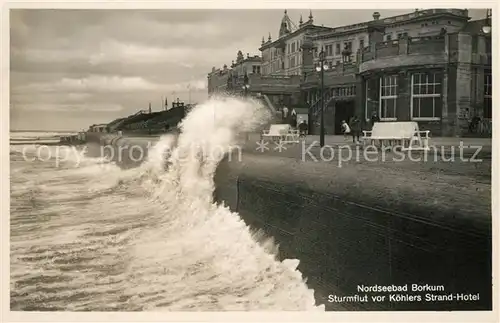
[4, 2, 498, 322]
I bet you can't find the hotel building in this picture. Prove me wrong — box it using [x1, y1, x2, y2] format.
[207, 9, 492, 136]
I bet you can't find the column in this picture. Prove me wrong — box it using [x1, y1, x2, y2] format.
[476, 67, 485, 118]
[396, 70, 410, 121]
[355, 74, 365, 128]
[443, 65, 457, 136]
[455, 33, 473, 136]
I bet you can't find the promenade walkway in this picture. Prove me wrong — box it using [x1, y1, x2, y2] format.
[246, 133, 492, 148]
[122, 133, 492, 148]
[116, 132, 492, 181]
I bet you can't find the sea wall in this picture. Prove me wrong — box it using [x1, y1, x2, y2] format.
[214, 155, 491, 311]
[85, 133, 492, 311]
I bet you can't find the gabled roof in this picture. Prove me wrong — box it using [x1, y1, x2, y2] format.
[259, 24, 332, 50]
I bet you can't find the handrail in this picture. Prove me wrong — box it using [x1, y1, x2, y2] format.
[311, 91, 335, 117]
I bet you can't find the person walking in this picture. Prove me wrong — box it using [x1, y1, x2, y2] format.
[282, 106, 289, 124]
[349, 115, 361, 144]
[341, 120, 351, 141]
[290, 109, 298, 128]
[298, 120, 308, 139]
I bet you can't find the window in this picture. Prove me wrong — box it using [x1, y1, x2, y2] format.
[345, 41, 353, 51]
[326, 44, 333, 56]
[385, 34, 392, 41]
[484, 72, 492, 119]
[365, 78, 378, 121]
[292, 42, 296, 53]
[411, 72, 442, 120]
[253, 66, 256, 73]
[290, 57, 296, 68]
[397, 32, 408, 39]
[359, 38, 365, 49]
[379, 75, 398, 119]
[336, 43, 341, 55]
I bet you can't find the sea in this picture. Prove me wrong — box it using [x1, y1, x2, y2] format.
[9, 97, 323, 311]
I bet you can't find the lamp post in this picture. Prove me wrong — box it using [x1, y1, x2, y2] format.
[482, 9, 492, 34]
[315, 47, 329, 147]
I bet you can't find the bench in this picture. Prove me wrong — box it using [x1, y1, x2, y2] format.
[362, 121, 430, 151]
[261, 124, 300, 143]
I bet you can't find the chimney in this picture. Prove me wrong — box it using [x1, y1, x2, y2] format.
[367, 15, 386, 56]
[373, 12, 381, 20]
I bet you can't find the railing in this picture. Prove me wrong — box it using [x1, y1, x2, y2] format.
[361, 36, 445, 62]
[310, 90, 335, 118]
[382, 8, 468, 24]
[408, 36, 445, 54]
[247, 74, 301, 87]
[375, 40, 400, 58]
[468, 118, 492, 136]
[478, 119, 492, 135]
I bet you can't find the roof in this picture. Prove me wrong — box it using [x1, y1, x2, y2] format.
[315, 9, 470, 39]
[259, 24, 332, 50]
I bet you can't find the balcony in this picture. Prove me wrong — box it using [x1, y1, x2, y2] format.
[359, 36, 447, 73]
[301, 63, 358, 89]
[381, 8, 468, 24]
[245, 74, 301, 94]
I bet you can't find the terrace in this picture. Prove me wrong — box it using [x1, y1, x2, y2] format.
[302, 62, 358, 89]
[234, 74, 302, 94]
[359, 36, 447, 73]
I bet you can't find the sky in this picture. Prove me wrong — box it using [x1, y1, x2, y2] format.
[9, 8, 487, 131]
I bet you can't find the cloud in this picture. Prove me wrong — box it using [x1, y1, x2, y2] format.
[12, 38, 257, 71]
[13, 103, 125, 112]
[12, 75, 207, 94]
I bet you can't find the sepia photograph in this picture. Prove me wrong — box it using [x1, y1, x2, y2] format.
[6, 3, 496, 318]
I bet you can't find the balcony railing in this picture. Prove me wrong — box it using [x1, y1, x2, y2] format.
[310, 90, 335, 118]
[361, 36, 446, 62]
[476, 119, 492, 135]
[383, 8, 468, 24]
